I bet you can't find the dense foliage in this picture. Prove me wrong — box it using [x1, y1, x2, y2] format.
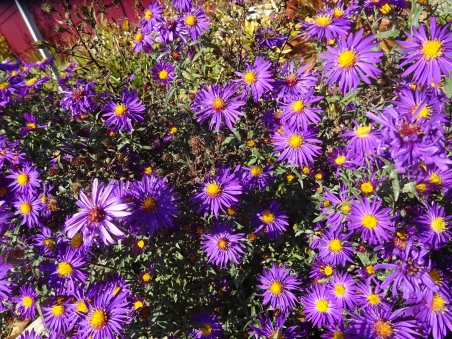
[1, 0, 452, 338]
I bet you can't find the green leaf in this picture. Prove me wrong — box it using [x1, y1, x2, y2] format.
[445, 72, 452, 99]
[376, 29, 400, 39]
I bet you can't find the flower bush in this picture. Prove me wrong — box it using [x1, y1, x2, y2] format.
[1, 0, 452, 338]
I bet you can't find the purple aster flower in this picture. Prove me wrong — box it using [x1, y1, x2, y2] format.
[32, 226, 58, 254]
[18, 329, 41, 339]
[327, 147, 358, 178]
[77, 285, 130, 339]
[184, 8, 210, 41]
[155, 18, 188, 44]
[407, 293, 452, 339]
[192, 83, 245, 132]
[328, 271, 358, 310]
[374, 226, 412, 259]
[7, 162, 40, 194]
[19, 112, 46, 135]
[317, 229, 355, 266]
[397, 17, 452, 86]
[140, 2, 164, 33]
[0, 76, 23, 100]
[126, 175, 180, 236]
[13, 284, 38, 320]
[256, 27, 286, 49]
[13, 192, 42, 228]
[414, 201, 451, 250]
[321, 322, 350, 339]
[416, 167, 452, 193]
[356, 173, 383, 196]
[348, 197, 395, 245]
[355, 278, 390, 311]
[321, 184, 352, 229]
[64, 178, 131, 246]
[310, 258, 336, 282]
[60, 81, 97, 116]
[347, 308, 419, 339]
[133, 31, 153, 54]
[0, 260, 12, 302]
[20, 76, 50, 96]
[251, 201, 289, 240]
[272, 126, 322, 168]
[279, 89, 323, 129]
[200, 221, 245, 267]
[102, 89, 145, 133]
[367, 107, 452, 172]
[189, 311, 222, 339]
[234, 56, 274, 102]
[321, 29, 383, 94]
[248, 312, 302, 338]
[391, 87, 446, 122]
[375, 244, 437, 300]
[329, 3, 359, 20]
[44, 245, 87, 293]
[42, 296, 77, 335]
[152, 60, 176, 88]
[190, 165, 242, 218]
[301, 283, 342, 328]
[241, 165, 273, 190]
[275, 61, 318, 99]
[171, 0, 193, 12]
[302, 9, 350, 42]
[257, 263, 301, 312]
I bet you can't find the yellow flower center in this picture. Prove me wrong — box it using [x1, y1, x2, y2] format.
[269, 280, 283, 295]
[366, 265, 375, 275]
[142, 197, 157, 212]
[71, 233, 83, 248]
[356, 125, 371, 138]
[26, 78, 37, 86]
[137, 239, 145, 248]
[144, 9, 153, 20]
[44, 239, 55, 249]
[337, 50, 357, 68]
[328, 239, 342, 253]
[333, 331, 344, 339]
[286, 173, 295, 182]
[217, 237, 229, 250]
[115, 104, 127, 117]
[288, 134, 303, 148]
[200, 323, 212, 336]
[17, 173, 30, 185]
[76, 300, 88, 313]
[411, 104, 430, 119]
[340, 203, 351, 213]
[250, 166, 263, 177]
[373, 320, 394, 339]
[302, 167, 310, 174]
[90, 309, 108, 329]
[324, 265, 333, 276]
[422, 40, 443, 60]
[396, 228, 407, 239]
[431, 217, 446, 232]
[144, 166, 153, 174]
[134, 300, 143, 309]
[206, 183, 221, 198]
[262, 210, 275, 224]
[113, 286, 121, 295]
[142, 272, 151, 282]
[158, 70, 168, 80]
[416, 183, 427, 192]
[246, 139, 256, 147]
[135, 33, 144, 42]
[332, 9, 344, 19]
[57, 262, 73, 276]
[22, 296, 33, 307]
[227, 207, 236, 216]
[334, 284, 346, 296]
[315, 299, 329, 312]
[244, 71, 257, 84]
[211, 97, 226, 112]
[362, 215, 378, 229]
[368, 293, 381, 305]
[20, 202, 32, 215]
[291, 100, 304, 113]
[51, 305, 65, 316]
[315, 16, 331, 27]
[170, 126, 178, 134]
[185, 15, 197, 27]
[430, 294, 446, 313]
[0, 82, 9, 90]
[429, 172, 442, 185]
[360, 182, 374, 194]
[380, 3, 392, 14]
[335, 155, 346, 165]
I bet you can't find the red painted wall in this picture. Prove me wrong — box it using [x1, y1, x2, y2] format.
[0, 0, 141, 62]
